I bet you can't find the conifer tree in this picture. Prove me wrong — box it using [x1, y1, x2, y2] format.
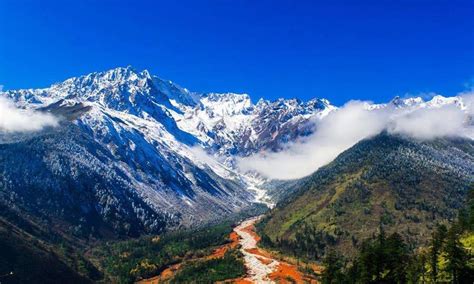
[444, 225, 468, 284]
[321, 250, 345, 284]
[430, 224, 447, 282]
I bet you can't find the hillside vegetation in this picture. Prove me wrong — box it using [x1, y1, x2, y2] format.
[320, 188, 474, 283]
[260, 133, 474, 259]
[90, 222, 239, 283]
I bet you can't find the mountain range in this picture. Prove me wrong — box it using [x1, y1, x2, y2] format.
[0, 66, 340, 234]
[1, 66, 471, 236]
[0, 67, 472, 282]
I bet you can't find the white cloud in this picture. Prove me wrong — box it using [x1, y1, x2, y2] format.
[237, 95, 473, 180]
[460, 91, 474, 116]
[0, 97, 59, 132]
[387, 105, 467, 139]
[189, 145, 223, 168]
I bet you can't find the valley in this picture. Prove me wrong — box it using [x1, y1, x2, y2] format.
[137, 215, 320, 284]
[3, 1, 474, 282]
[0, 67, 472, 283]
[233, 216, 320, 283]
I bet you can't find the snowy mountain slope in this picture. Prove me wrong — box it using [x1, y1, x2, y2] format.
[1, 66, 334, 235]
[1, 71, 258, 232]
[166, 89, 336, 160]
[1, 66, 470, 235]
[4, 66, 335, 157]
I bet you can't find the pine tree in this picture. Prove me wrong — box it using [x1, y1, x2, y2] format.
[430, 224, 447, 282]
[384, 232, 409, 283]
[406, 250, 428, 284]
[321, 250, 345, 284]
[375, 221, 386, 282]
[444, 225, 468, 284]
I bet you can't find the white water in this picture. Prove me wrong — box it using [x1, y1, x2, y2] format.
[233, 216, 279, 283]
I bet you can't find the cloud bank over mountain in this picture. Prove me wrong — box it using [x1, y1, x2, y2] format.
[387, 105, 467, 139]
[0, 97, 58, 132]
[238, 94, 474, 180]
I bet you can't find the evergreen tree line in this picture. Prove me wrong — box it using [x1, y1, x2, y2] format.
[321, 189, 474, 284]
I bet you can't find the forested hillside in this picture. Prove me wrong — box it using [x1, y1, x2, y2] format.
[319, 188, 474, 283]
[260, 133, 474, 260]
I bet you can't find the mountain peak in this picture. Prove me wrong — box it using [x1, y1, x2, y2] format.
[427, 94, 461, 107]
[389, 96, 424, 107]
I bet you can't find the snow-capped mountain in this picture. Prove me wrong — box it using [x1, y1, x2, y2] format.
[6, 66, 335, 157]
[0, 66, 337, 235]
[367, 94, 467, 110]
[0, 66, 469, 236]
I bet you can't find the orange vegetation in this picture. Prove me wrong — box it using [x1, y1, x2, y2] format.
[229, 231, 240, 248]
[138, 219, 322, 284]
[232, 279, 253, 284]
[206, 231, 240, 259]
[217, 278, 253, 284]
[245, 247, 273, 259]
[269, 262, 318, 284]
[136, 263, 181, 284]
[242, 219, 320, 284]
[309, 263, 323, 275]
[138, 231, 241, 283]
[216, 278, 253, 284]
[256, 256, 273, 265]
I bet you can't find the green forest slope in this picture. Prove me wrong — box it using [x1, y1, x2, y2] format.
[261, 133, 474, 259]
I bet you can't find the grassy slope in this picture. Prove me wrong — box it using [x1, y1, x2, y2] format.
[262, 133, 474, 258]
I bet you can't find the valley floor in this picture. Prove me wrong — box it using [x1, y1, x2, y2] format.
[137, 216, 321, 284]
[232, 216, 320, 284]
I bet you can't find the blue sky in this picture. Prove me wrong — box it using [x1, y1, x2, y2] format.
[0, 0, 473, 105]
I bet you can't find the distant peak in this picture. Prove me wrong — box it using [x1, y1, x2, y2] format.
[307, 98, 332, 109]
[201, 92, 251, 102]
[103, 65, 142, 78]
[389, 96, 424, 107]
[256, 98, 269, 107]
